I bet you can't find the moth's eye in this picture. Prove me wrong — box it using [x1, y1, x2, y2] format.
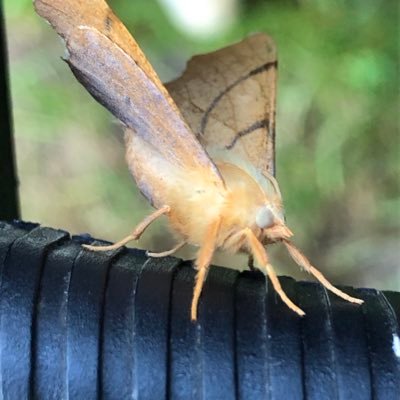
[256, 206, 274, 229]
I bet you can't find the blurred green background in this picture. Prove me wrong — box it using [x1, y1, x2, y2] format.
[4, 0, 399, 289]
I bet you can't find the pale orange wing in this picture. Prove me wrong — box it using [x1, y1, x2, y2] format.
[166, 33, 277, 176]
[34, 0, 224, 208]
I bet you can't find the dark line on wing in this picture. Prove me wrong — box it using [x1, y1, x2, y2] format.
[226, 119, 268, 149]
[105, 15, 112, 31]
[200, 61, 277, 135]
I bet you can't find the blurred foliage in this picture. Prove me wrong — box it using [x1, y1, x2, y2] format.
[4, 0, 399, 289]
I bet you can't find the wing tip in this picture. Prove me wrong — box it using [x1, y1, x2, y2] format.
[183, 32, 276, 71]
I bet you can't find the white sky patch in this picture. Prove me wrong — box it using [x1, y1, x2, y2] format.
[158, 0, 238, 38]
[393, 334, 400, 358]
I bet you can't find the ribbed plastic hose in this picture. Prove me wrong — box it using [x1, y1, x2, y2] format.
[0, 221, 399, 399]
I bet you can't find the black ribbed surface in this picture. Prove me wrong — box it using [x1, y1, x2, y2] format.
[0, 221, 399, 399]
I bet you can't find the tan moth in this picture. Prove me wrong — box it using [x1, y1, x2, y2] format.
[34, 0, 363, 320]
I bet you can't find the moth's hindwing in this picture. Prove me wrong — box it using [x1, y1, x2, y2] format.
[167, 33, 277, 176]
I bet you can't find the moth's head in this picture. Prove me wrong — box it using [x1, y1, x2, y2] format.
[256, 201, 293, 242]
[255, 201, 284, 230]
[255, 172, 292, 240]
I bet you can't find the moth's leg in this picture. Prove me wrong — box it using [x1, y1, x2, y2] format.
[191, 218, 221, 321]
[244, 228, 305, 316]
[283, 240, 364, 305]
[247, 254, 256, 271]
[83, 205, 171, 251]
[146, 241, 186, 258]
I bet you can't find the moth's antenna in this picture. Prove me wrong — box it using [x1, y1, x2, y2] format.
[262, 170, 282, 199]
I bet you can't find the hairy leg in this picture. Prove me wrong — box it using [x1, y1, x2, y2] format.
[244, 228, 305, 316]
[247, 254, 256, 271]
[283, 239, 364, 305]
[83, 205, 171, 251]
[146, 241, 186, 258]
[191, 218, 221, 321]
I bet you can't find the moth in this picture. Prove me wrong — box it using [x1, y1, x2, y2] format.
[34, 0, 363, 320]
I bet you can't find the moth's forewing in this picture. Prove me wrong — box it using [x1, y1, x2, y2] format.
[34, 0, 224, 208]
[166, 33, 277, 176]
[34, 0, 167, 99]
